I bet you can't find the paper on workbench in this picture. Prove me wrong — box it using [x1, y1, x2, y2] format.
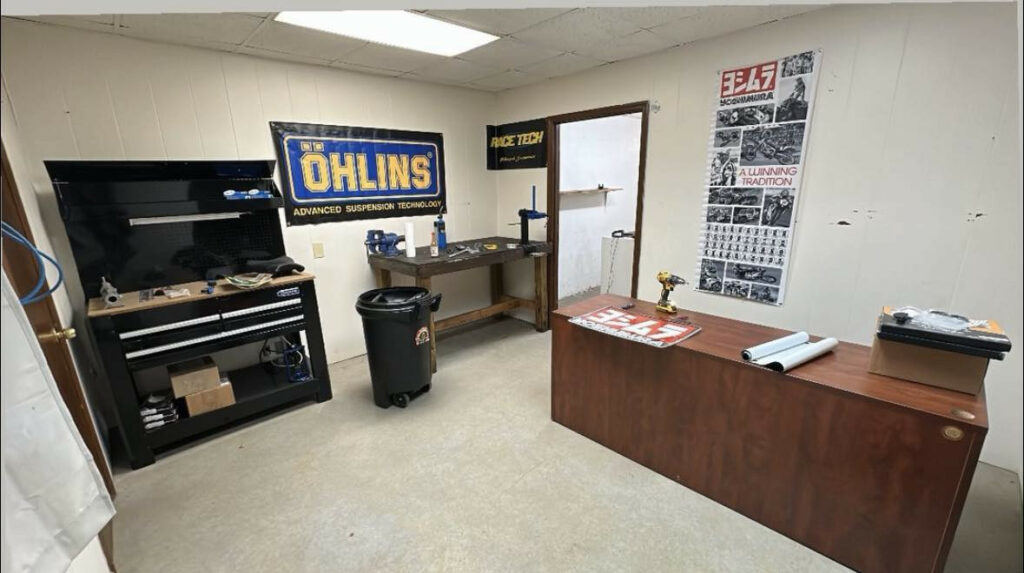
[741, 332, 837, 372]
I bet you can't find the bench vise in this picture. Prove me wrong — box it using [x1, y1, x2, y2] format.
[365, 230, 406, 257]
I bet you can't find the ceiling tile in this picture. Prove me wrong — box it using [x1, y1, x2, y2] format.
[407, 58, 500, 83]
[467, 70, 546, 91]
[457, 38, 562, 71]
[120, 13, 264, 46]
[339, 44, 447, 73]
[235, 45, 332, 67]
[246, 21, 365, 61]
[648, 7, 779, 45]
[518, 52, 605, 79]
[574, 30, 678, 63]
[511, 9, 641, 54]
[598, 7, 705, 29]
[425, 9, 572, 36]
[19, 15, 117, 33]
[329, 60, 405, 78]
[767, 5, 826, 20]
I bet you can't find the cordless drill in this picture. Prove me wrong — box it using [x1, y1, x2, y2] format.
[656, 271, 688, 314]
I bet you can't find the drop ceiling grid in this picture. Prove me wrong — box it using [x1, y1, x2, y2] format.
[7, 7, 823, 92]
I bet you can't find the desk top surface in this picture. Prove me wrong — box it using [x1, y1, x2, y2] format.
[87, 273, 314, 318]
[367, 236, 550, 277]
[555, 294, 989, 428]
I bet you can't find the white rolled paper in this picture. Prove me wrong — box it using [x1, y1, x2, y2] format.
[741, 331, 809, 361]
[754, 337, 838, 372]
[404, 222, 416, 257]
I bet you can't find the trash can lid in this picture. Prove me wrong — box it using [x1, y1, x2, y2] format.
[357, 287, 430, 308]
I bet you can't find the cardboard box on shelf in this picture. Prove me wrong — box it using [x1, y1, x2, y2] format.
[868, 336, 989, 395]
[168, 356, 221, 398]
[184, 380, 236, 416]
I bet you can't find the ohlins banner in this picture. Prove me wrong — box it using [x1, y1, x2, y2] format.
[486, 118, 547, 170]
[270, 122, 446, 225]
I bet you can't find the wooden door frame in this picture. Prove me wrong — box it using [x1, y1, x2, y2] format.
[545, 101, 650, 313]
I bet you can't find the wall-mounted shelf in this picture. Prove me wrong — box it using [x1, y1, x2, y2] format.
[560, 187, 623, 196]
[560, 186, 623, 207]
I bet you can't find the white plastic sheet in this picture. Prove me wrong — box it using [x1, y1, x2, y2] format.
[2, 275, 115, 573]
[741, 331, 837, 372]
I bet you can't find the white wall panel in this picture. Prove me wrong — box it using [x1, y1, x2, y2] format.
[1, 17, 498, 368]
[494, 3, 1022, 472]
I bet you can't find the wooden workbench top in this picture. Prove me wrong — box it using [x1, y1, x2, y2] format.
[556, 294, 988, 428]
[87, 272, 315, 318]
[366, 236, 550, 277]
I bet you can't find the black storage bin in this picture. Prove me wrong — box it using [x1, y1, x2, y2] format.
[355, 287, 441, 408]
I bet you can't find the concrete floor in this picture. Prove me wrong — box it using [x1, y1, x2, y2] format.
[112, 319, 1023, 572]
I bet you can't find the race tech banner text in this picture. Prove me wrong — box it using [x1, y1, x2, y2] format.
[694, 50, 821, 306]
[270, 122, 447, 225]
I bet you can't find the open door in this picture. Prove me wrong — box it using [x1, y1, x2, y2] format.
[546, 102, 650, 311]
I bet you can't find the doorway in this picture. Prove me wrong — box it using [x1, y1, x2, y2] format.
[546, 102, 649, 310]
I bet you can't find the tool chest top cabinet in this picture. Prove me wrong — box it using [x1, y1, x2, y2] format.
[48, 160, 333, 469]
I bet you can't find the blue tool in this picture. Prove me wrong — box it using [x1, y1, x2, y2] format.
[434, 212, 447, 250]
[517, 185, 548, 254]
[364, 230, 406, 257]
[283, 343, 313, 383]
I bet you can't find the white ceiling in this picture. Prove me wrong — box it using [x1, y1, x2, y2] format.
[9, 7, 823, 92]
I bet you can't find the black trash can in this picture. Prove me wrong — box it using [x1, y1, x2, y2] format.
[356, 287, 441, 409]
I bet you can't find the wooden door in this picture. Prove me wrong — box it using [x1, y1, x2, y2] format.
[1, 143, 116, 568]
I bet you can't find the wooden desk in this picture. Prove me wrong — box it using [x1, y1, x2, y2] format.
[552, 294, 986, 573]
[368, 236, 551, 371]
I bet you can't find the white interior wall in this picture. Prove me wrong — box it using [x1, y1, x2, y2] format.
[557, 114, 641, 299]
[495, 3, 1023, 474]
[0, 18, 499, 367]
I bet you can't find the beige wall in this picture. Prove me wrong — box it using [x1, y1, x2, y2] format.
[1, 17, 499, 364]
[495, 3, 1022, 473]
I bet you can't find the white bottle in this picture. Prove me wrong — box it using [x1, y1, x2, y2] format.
[430, 232, 439, 258]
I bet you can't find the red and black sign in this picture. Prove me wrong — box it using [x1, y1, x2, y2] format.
[569, 306, 701, 348]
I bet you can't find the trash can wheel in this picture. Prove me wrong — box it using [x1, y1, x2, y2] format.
[392, 393, 410, 408]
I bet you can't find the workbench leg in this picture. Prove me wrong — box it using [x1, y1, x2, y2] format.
[374, 268, 392, 288]
[416, 276, 437, 373]
[534, 254, 549, 332]
[490, 263, 505, 311]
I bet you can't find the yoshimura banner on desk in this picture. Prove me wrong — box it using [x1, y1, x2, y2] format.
[695, 50, 820, 306]
[270, 122, 447, 225]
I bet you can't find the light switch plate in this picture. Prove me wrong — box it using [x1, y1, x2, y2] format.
[312, 242, 325, 259]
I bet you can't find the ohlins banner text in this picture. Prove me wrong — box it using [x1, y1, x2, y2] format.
[270, 122, 446, 225]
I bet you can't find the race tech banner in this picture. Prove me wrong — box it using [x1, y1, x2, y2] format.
[695, 50, 820, 306]
[270, 122, 446, 225]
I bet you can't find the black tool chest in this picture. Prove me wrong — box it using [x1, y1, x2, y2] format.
[49, 160, 333, 469]
[90, 278, 331, 468]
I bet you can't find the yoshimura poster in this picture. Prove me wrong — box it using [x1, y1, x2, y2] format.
[695, 50, 820, 306]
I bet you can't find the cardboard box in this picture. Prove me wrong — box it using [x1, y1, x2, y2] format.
[168, 356, 221, 398]
[184, 381, 236, 416]
[868, 336, 988, 395]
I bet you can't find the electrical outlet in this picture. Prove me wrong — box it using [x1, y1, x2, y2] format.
[312, 242, 325, 259]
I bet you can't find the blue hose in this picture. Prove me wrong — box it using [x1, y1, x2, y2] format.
[1, 221, 65, 305]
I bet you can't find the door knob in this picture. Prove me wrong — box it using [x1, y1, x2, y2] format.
[38, 327, 77, 343]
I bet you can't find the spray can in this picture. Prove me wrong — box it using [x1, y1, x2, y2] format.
[434, 213, 447, 250]
[430, 232, 439, 258]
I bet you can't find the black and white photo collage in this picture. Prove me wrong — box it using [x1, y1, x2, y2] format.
[698, 51, 818, 305]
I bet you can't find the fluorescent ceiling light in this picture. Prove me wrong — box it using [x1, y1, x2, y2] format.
[275, 11, 499, 57]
